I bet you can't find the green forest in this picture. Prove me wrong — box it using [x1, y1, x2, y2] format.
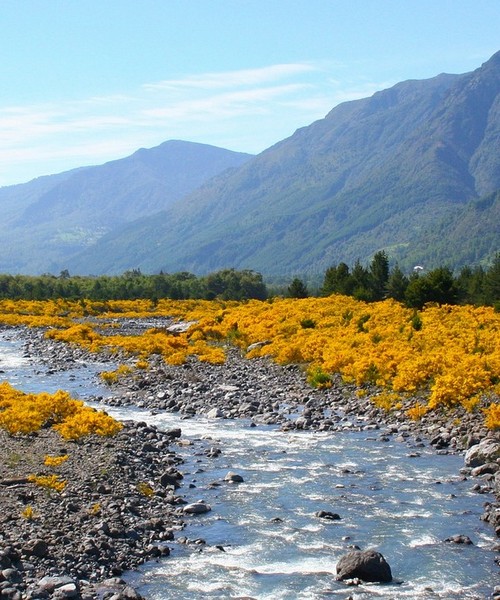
[0, 252, 499, 309]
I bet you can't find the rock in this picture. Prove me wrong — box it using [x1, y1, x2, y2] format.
[23, 538, 49, 557]
[224, 472, 244, 483]
[165, 427, 182, 438]
[37, 576, 76, 593]
[315, 510, 341, 520]
[1, 568, 22, 584]
[207, 407, 224, 419]
[159, 472, 180, 488]
[182, 501, 212, 514]
[471, 462, 499, 477]
[336, 550, 393, 583]
[246, 341, 271, 352]
[205, 446, 221, 458]
[54, 583, 79, 598]
[464, 439, 500, 468]
[94, 579, 144, 600]
[0, 588, 21, 600]
[444, 534, 473, 544]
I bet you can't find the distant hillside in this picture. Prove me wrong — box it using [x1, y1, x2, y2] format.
[64, 51, 500, 276]
[0, 141, 252, 273]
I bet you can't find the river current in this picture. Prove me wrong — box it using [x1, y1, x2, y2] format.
[0, 331, 498, 599]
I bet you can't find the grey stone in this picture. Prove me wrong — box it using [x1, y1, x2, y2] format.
[336, 550, 392, 583]
[465, 439, 500, 468]
[224, 472, 244, 483]
[182, 501, 211, 514]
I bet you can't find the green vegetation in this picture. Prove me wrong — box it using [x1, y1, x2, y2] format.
[0, 268, 267, 302]
[319, 252, 500, 309]
[0, 253, 498, 309]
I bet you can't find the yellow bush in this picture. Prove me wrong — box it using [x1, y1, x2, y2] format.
[53, 408, 123, 440]
[21, 505, 36, 520]
[1, 297, 499, 424]
[0, 382, 122, 440]
[28, 474, 67, 493]
[44, 454, 69, 467]
[407, 403, 429, 420]
[484, 403, 500, 430]
[100, 364, 133, 384]
[137, 482, 155, 497]
[372, 391, 401, 412]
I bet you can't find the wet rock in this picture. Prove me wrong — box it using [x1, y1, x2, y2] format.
[207, 407, 224, 418]
[224, 472, 244, 483]
[471, 462, 499, 477]
[444, 534, 474, 544]
[159, 472, 181, 488]
[336, 549, 392, 583]
[465, 439, 500, 468]
[315, 510, 341, 520]
[182, 501, 212, 514]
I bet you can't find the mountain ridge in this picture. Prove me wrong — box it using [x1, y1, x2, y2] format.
[65, 51, 499, 276]
[0, 141, 253, 273]
[1, 52, 499, 276]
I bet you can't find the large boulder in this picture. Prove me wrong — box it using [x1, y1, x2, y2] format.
[336, 550, 392, 583]
[464, 439, 500, 468]
[182, 501, 211, 515]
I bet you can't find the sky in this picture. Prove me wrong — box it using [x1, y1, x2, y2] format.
[0, 1, 499, 187]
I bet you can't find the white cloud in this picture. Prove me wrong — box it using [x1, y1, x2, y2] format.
[0, 62, 388, 186]
[142, 63, 318, 91]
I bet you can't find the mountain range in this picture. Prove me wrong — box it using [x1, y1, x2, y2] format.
[1, 51, 499, 276]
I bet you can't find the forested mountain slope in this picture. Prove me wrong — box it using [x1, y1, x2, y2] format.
[0, 141, 252, 273]
[65, 51, 500, 276]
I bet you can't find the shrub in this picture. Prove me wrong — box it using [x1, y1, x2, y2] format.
[307, 367, 332, 389]
[28, 474, 67, 493]
[484, 402, 500, 430]
[43, 454, 69, 467]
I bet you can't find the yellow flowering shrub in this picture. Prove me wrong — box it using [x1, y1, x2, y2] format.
[28, 474, 67, 493]
[1, 296, 499, 429]
[372, 391, 402, 412]
[53, 408, 123, 440]
[43, 454, 69, 467]
[21, 505, 36, 520]
[406, 403, 430, 421]
[45, 323, 104, 351]
[100, 364, 133, 384]
[137, 482, 155, 497]
[483, 403, 500, 430]
[0, 382, 122, 440]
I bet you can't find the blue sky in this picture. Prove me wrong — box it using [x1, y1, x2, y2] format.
[0, 0, 499, 187]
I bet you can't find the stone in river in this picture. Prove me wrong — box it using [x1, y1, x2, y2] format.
[182, 501, 212, 514]
[315, 510, 341, 520]
[465, 439, 500, 468]
[224, 472, 244, 483]
[444, 534, 474, 545]
[336, 549, 392, 583]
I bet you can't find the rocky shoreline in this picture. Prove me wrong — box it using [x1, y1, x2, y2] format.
[1, 325, 499, 598]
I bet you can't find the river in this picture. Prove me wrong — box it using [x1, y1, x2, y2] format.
[0, 330, 498, 599]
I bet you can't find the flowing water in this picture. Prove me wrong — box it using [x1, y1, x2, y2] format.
[0, 331, 498, 598]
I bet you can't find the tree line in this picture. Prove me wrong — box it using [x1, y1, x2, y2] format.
[0, 253, 498, 308]
[0, 269, 267, 302]
[288, 251, 500, 309]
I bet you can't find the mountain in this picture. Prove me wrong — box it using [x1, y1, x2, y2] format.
[0, 141, 252, 273]
[63, 51, 500, 277]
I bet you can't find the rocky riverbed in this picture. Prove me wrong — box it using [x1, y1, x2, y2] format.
[1, 324, 499, 598]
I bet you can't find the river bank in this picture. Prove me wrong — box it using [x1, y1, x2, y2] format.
[1, 325, 499, 598]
